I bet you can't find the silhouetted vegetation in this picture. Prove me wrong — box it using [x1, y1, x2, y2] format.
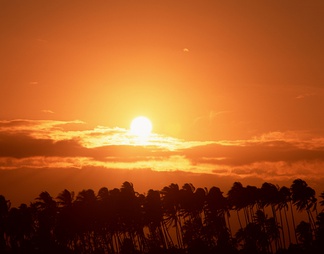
[1, 179, 324, 253]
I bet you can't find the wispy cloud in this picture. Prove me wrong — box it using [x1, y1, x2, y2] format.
[41, 109, 55, 114]
[295, 93, 315, 99]
[193, 110, 232, 126]
[28, 81, 39, 85]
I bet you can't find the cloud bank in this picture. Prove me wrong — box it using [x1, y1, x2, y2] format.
[0, 119, 323, 181]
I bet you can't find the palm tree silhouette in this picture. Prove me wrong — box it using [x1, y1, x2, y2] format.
[143, 189, 168, 251]
[260, 182, 281, 250]
[1, 179, 324, 253]
[320, 192, 324, 210]
[32, 191, 57, 252]
[119, 181, 146, 252]
[0, 195, 10, 252]
[74, 189, 99, 252]
[161, 183, 183, 248]
[291, 179, 317, 237]
[205, 186, 233, 252]
[227, 182, 247, 229]
[296, 221, 312, 250]
[56, 189, 74, 208]
[315, 211, 324, 252]
[55, 189, 76, 252]
[277, 186, 293, 246]
[6, 204, 33, 252]
[235, 221, 266, 253]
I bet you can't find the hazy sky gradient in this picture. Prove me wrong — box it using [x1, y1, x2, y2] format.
[1, 0, 323, 205]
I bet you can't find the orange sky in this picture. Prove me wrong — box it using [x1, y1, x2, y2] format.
[1, 0, 324, 205]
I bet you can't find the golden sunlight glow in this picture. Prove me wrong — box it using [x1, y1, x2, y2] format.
[130, 116, 152, 138]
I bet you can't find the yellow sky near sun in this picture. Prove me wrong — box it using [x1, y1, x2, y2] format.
[1, 0, 323, 141]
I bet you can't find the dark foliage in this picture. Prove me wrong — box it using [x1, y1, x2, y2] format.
[0, 179, 323, 253]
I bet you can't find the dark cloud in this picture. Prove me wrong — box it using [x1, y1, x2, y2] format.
[0, 119, 36, 129]
[180, 141, 324, 166]
[0, 132, 86, 158]
[0, 131, 173, 162]
[1, 119, 324, 186]
[91, 145, 170, 161]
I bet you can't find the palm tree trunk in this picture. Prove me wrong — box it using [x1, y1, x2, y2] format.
[175, 217, 183, 249]
[289, 201, 298, 244]
[271, 205, 281, 251]
[158, 225, 167, 250]
[236, 210, 243, 229]
[307, 209, 316, 241]
[226, 211, 232, 238]
[284, 208, 292, 246]
[162, 219, 173, 248]
[243, 207, 249, 226]
[279, 208, 286, 249]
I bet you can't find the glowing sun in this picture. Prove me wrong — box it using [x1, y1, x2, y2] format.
[130, 116, 152, 138]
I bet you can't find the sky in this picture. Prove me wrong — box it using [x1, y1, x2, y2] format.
[1, 0, 324, 206]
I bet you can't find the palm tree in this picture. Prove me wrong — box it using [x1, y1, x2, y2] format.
[260, 182, 279, 217]
[193, 187, 207, 220]
[179, 183, 195, 222]
[319, 192, 324, 210]
[74, 189, 99, 252]
[296, 221, 312, 250]
[56, 189, 74, 208]
[205, 186, 231, 250]
[96, 187, 120, 253]
[265, 217, 281, 252]
[55, 189, 76, 251]
[253, 209, 272, 253]
[291, 179, 317, 235]
[161, 183, 183, 248]
[235, 221, 266, 253]
[32, 191, 57, 252]
[108, 187, 123, 252]
[227, 182, 246, 229]
[260, 182, 282, 250]
[315, 211, 324, 252]
[6, 204, 34, 252]
[143, 189, 168, 251]
[181, 186, 209, 252]
[119, 182, 146, 253]
[0, 195, 10, 252]
[246, 185, 261, 216]
[277, 186, 293, 246]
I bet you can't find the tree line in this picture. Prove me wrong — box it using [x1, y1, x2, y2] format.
[1, 178, 324, 254]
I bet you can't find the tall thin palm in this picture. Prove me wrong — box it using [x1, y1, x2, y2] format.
[277, 186, 293, 246]
[144, 189, 168, 250]
[260, 182, 281, 250]
[227, 182, 246, 229]
[291, 179, 317, 234]
[119, 181, 146, 252]
[55, 190, 76, 251]
[161, 183, 183, 248]
[32, 191, 57, 251]
[205, 186, 231, 249]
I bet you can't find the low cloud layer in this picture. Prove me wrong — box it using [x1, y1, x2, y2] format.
[1, 119, 324, 182]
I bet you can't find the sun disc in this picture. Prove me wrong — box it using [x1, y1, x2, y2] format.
[130, 116, 152, 137]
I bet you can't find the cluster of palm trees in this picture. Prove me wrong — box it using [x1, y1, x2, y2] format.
[1, 179, 324, 254]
